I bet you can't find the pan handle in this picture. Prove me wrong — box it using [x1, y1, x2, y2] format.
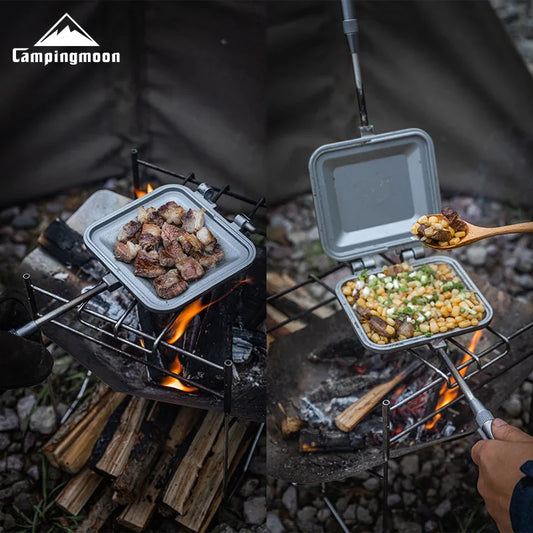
[340, 0, 373, 135]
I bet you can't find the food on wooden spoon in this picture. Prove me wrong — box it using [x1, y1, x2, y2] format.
[410, 208, 468, 248]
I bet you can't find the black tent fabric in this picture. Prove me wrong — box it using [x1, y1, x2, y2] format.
[0, 1, 531, 208]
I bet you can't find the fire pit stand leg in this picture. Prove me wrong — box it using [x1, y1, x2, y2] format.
[131, 148, 140, 198]
[321, 484, 350, 533]
[382, 399, 391, 533]
[223, 359, 233, 496]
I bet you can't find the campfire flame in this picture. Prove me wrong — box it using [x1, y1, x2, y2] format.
[161, 278, 252, 391]
[135, 183, 154, 198]
[425, 329, 483, 430]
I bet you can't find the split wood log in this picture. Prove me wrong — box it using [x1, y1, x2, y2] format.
[55, 467, 102, 516]
[76, 486, 117, 533]
[52, 392, 126, 474]
[162, 410, 224, 514]
[112, 402, 178, 504]
[177, 418, 250, 532]
[95, 397, 150, 478]
[267, 272, 334, 320]
[42, 382, 109, 467]
[116, 407, 202, 531]
[198, 437, 251, 533]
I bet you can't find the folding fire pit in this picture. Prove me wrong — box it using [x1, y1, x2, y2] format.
[16, 151, 266, 422]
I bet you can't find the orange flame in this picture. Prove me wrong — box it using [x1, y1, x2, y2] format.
[161, 278, 252, 391]
[425, 329, 483, 430]
[135, 183, 154, 198]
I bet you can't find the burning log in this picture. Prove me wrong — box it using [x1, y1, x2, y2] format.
[95, 397, 150, 478]
[299, 428, 364, 454]
[55, 467, 102, 515]
[176, 418, 251, 532]
[116, 407, 202, 531]
[45, 391, 126, 474]
[162, 410, 225, 513]
[112, 402, 178, 504]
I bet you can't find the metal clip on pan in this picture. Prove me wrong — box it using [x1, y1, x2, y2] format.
[431, 340, 494, 439]
[341, 0, 373, 136]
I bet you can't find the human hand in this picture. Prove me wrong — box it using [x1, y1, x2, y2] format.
[471, 418, 533, 533]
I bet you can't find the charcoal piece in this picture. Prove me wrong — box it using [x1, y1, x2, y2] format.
[300, 428, 364, 453]
[38, 218, 104, 279]
[307, 375, 378, 403]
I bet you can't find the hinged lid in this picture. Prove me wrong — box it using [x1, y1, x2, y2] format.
[309, 128, 441, 263]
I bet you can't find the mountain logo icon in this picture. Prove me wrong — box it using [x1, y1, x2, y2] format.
[34, 13, 99, 47]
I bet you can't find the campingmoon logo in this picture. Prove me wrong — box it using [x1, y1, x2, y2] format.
[12, 13, 120, 65]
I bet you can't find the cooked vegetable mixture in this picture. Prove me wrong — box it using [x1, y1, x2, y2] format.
[410, 207, 468, 247]
[341, 262, 485, 345]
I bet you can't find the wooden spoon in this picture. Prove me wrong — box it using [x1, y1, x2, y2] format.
[419, 214, 533, 250]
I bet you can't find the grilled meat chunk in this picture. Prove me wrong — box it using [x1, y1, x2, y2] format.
[396, 319, 414, 339]
[355, 305, 372, 320]
[114, 241, 141, 263]
[137, 206, 164, 226]
[138, 223, 162, 251]
[191, 244, 225, 269]
[368, 316, 395, 339]
[158, 201, 186, 226]
[441, 207, 468, 232]
[176, 228, 203, 254]
[417, 224, 430, 238]
[159, 241, 187, 268]
[134, 250, 166, 278]
[176, 257, 205, 281]
[181, 208, 206, 233]
[386, 264, 404, 277]
[161, 222, 182, 248]
[196, 226, 216, 252]
[117, 220, 142, 242]
[153, 269, 188, 299]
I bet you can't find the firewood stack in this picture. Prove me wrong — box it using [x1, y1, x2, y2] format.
[45, 383, 254, 532]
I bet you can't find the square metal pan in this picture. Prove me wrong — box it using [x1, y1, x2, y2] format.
[309, 129, 440, 262]
[84, 184, 256, 313]
[335, 256, 493, 353]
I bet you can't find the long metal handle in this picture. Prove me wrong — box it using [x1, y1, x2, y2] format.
[340, 0, 372, 132]
[436, 346, 494, 439]
[12, 274, 120, 338]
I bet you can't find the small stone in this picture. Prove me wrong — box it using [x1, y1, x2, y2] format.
[343, 504, 356, 522]
[317, 508, 331, 523]
[27, 465, 39, 481]
[335, 496, 348, 513]
[16, 396, 36, 428]
[297, 506, 316, 523]
[397, 522, 423, 533]
[3, 514, 15, 530]
[243, 496, 266, 525]
[0, 488, 13, 499]
[515, 274, 533, 290]
[0, 206, 20, 224]
[0, 434, 10, 451]
[12, 205, 39, 229]
[6, 455, 23, 472]
[239, 478, 259, 498]
[435, 499, 452, 518]
[12, 480, 31, 494]
[281, 485, 297, 515]
[466, 246, 487, 267]
[424, 520, 438, 532]
[23, 431, 37, 454]
[400, 455, 420, 476]
[0, 408, 19, 431]
[356, 506, 373, 525]
[12, 492, 35, 513]
[362, 477, 381, 492]
[266, 514, 285, 533]
[503, 395, 523, 418]
[387, 494, 401, 507]
[12, 230, 32, 244]
[29, 406, 57, 434]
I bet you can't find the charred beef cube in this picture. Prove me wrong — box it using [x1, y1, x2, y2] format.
[176, 228, 203, 254]
[417, 224, 430, 238]
[134, 250, 167, 278]
[117, 220, 142, 242]
[137, 206, 164, 227]
[153, 269, 188, 299]
[191, 244, 225, 269]
[114, 241, 141, 263]
[161, 222, 182, 248]
[158, 201, 186, 226]
[196, 226, 216, 252]
[354, 306, 372, 320]
[176, 256, 205, 281]
[441, 207, 468, 233]
[138, 223, 162, 251]
[368, 316, 395, 339]
[159, 241, 187, 267]
[181, 208, 206, 233]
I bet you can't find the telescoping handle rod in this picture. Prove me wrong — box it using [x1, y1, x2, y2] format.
[434, 345, 494, 440]
[340, 0, 372, 134]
